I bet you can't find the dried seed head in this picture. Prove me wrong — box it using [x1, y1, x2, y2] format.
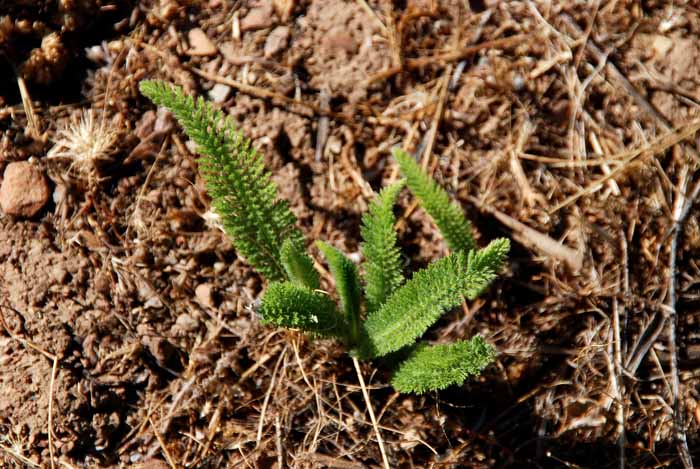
[48, 109, 120, 178]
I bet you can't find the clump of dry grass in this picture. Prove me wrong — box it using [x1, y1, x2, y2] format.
[47, 109, 121, 182]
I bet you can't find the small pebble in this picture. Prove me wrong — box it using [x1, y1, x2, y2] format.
[187, 28, 217, 56]
[264, 26, 290, 57]
[175, 313, 199, 332]
[195, 283, 215, 308]
[208, 83, 231, 103]
[0, 161, 51, 218]
[241, 4, 274, 31]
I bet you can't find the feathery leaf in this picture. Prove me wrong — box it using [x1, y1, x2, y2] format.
[140, 80, 301, 281]
[391, 336, 496, 393]
[316, 241, 362, 343]
[361, 252, 468, 358]
[393, 148, 475, 253]
[361, 180, 405, 313]
[362, 239, 509, 358]
[463, 238, 510, 299]
[280, 238, 320, 290]
[259, 282, 346, 338]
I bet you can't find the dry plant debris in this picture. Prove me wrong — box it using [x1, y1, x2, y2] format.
[1, 1, 700, 468]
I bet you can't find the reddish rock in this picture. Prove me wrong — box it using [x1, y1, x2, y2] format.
[241, 3, 274, 32]
[195, 283, 215, 308]
[264, 26, 290, 57]
[0, 161, 50, 217]
[187, 28, 217, 56]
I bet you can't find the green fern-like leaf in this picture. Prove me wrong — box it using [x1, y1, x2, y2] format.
[391, 336, 496, 393]
[463, 238, 510, 299]
[361, 180, 405, 313]
[259, 282, 346, 338]
[140, 80, 300, 281]
[361, 252, 468, 358]
[316, 241, 362, 343]
[361, 239, 509, 358]
[280, 238, 320, 290]
[393, 148, 475, 253]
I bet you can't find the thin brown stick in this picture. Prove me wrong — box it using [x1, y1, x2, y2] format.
[468, 195, 583, 272]
[665, 166, 696, 469]
[191, 67, 350, 123]
[366, 33, 534, 84]
[149, 416, 178, 469]
[48, 357, 58, 469]
[256, 347, 287, 446]
[352, 358, 390, 469]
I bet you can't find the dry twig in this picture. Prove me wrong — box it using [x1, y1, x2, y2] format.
[352, 358, 390, 469]
[468, 195, 583, 272]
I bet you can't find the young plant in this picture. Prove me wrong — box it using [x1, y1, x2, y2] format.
[140, 80, 509, 393]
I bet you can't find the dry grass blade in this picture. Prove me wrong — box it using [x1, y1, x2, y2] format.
[356, 0, 387, 34]
[559, 14, 672, 130]
[17, 77, 41, 139]
[549, 120, 700, 214]
[149, 416, 178, 469]
[352, 358, 390, 469]
[367, 33, 535, 84]
[256, 347, 287, 447]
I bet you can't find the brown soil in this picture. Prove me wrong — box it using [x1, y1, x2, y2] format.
[2, 1, 700, 468]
